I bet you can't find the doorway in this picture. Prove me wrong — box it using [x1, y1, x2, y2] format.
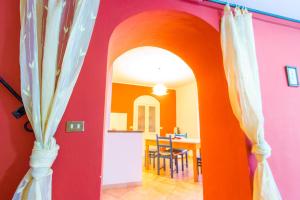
[133, 95, 160, 138]
[133, 95, 160, 155]
[103, 45, 202, 199]
[102, 9, 252, 200]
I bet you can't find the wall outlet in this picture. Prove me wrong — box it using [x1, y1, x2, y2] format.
[66, 121, 85, 132]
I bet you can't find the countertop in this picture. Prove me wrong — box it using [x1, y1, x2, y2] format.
[108, 130, 143, 133]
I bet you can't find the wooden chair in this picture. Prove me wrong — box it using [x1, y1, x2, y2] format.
[173, 133, 189, 171]
[156, 134, 180, 178]
[145, 146, 157, 168]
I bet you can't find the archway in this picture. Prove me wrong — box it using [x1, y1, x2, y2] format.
[105, 10, 252, 200]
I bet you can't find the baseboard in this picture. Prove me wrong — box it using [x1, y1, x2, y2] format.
[102, 181, 142, 190]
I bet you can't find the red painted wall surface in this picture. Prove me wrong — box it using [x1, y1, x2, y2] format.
[1, 0, 300, 200]
[0, 1, 103, 199]
[111, 83, 176, 134]
[254, 20, 300, 200]
[0, 1, 35, 199]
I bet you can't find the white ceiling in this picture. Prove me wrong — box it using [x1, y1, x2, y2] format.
[224, 0, 300, 21]
[112, 46, 195, 89]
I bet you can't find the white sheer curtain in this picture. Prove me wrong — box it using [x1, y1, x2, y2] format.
[221, 5, 281, 200]
[13, 0, 100, 199]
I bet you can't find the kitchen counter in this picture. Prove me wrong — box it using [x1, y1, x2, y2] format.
[108, 130, 143, 133]
[103, 131, 143, 188]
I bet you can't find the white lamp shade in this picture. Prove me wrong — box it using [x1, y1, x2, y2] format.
[152, 84, 167, 96]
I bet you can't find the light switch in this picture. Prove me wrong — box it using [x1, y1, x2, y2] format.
[66, 121, 84, 132]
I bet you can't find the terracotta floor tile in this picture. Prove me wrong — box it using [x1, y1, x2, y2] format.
[102, 159, 203, 200]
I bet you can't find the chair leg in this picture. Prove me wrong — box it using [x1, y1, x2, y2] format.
[153, 156, 155, 168]
[185, 152, 188, 168]
[163, 158, 166, 171]
[157, 157, 160, 175]
[170, 158, 174, 178]
[175, 157, 179, 174]
[200, 163, 202, 174]
[181, 154, 184, 171]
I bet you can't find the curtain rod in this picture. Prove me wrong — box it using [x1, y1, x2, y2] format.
[205, 0, 300, 24]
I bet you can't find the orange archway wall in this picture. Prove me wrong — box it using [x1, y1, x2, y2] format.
[106, 11, 252, 200]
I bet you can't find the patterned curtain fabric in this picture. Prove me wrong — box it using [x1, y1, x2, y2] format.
[13, 0, 100, 199]
[221, 5, 282, 200]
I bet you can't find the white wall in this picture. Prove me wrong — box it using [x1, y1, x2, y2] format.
[103, 132, 143, 186]
[176, 81, 200, 139]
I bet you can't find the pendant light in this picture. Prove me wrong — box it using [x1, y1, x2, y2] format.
[153, 83, 167, 96]
[152, 67, 167, 96]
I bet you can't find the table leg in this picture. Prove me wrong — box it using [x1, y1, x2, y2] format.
[145, 141, 150, 170]
[192, 147, 199, 182]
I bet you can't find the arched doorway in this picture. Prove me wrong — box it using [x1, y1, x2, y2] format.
[133, 95, 160, 155]
[133, 95, 160, 137]
[104, 10, 252, 200]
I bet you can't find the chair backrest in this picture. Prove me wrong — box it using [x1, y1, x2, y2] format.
[156, 134, 173, 157]
[175, 133, 188, 138]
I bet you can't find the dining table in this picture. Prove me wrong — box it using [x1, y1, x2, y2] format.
[144, 136, 201, 182]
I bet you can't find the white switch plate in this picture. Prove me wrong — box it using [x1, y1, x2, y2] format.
[66, 121, 85, 132]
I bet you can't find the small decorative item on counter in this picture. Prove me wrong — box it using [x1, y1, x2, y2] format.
[173, 127, 180, 134]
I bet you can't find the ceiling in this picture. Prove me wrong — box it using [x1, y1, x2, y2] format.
[223, 0, 300, 21]
[112, 46, 195, 89]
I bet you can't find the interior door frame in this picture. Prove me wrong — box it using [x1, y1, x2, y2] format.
[133, 95, 160, 136]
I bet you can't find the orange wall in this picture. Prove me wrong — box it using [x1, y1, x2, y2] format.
[111, 83, 176, 135]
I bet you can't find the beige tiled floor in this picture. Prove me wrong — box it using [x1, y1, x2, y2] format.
[102, 159, 203, 200]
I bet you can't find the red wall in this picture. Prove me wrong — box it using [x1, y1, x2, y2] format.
[254, 20, 300, 200]
[1, 0, 300, 200]
[111, 83, 176, 134]
[0, 1, 103, 199]
[0, 1, 35, 199]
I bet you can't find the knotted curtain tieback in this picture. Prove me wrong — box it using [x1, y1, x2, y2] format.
[251, 141, 271, 162]
[29, 137, 60, 180]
